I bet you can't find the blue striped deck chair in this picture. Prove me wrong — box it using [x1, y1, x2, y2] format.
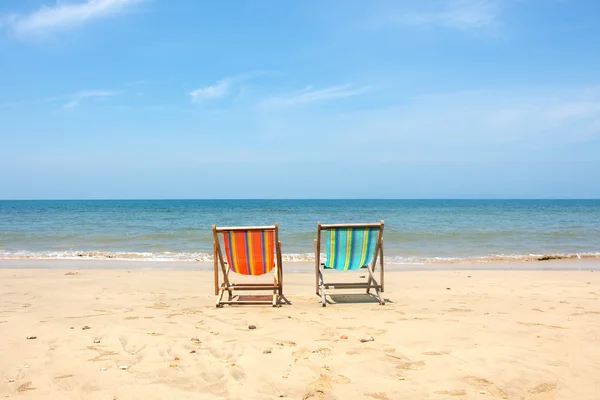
[314, 221, 385, 306]
[212, 223, 284, 307]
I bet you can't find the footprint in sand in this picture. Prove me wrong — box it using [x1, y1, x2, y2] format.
[293, 348, 335, 373]
[319, 328, 338, 340]
[302, 374, 333, 400]
[87, 345, 117, 362]
[463, 376, 508, 399]
[434, 389, 466, 396]
[276, 340, 297, 347]
[365, 328, 388, 336]
[310, 348, 332, 359]
[229, 365, 247, 381]
[365, 392, 391, 400]
[146, 302, 170, 310]
[54, 374, 74, 380]
[571, 311, 600, 316]
[396, 360, 425, 370]
[334, 375, 351, 384]
[528, 383, 557, 399]
[302, 374, 350, 400]
[119, 336, 147, 355]
[517, 322, 566, 329]
[336, 325, 358, 331]
[17, 382, 35, 392]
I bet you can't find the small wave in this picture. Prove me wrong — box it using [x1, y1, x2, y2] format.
[0, 250, 599, 264]
[0, 250, 213, 262]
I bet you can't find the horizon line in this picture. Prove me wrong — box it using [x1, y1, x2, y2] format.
[1, 198, 599, 201]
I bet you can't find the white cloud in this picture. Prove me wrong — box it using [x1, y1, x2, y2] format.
[5, 0, 146, 37]
[380, 0, 501, 31]
[261, 84, 371, 107]
[188, 71, 280, 103]
[189, 79, 231, 102]
[63, 90, 116, 109]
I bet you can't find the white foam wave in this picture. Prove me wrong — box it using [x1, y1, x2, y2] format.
[1, 250, 599, 264]
[0, 250, 213, 262]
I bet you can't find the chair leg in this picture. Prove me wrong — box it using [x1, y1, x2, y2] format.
[216, 285, 226, 308]
[380, 243, 384, 293]
[318, 266, 326, 307]
[314, 240, 320, 295]
[366, 265, 374, 294]
[366, 266, 385, 305]
[279, 266, 284, 297]
[373, 285, 385, 306]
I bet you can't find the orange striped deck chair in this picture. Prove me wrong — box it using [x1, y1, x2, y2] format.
[212, 223, 283, 307]
[314, 221, 385, 306]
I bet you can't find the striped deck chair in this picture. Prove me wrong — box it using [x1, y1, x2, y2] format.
[314, 221, 385, 306]
[212, 223, 283, 307]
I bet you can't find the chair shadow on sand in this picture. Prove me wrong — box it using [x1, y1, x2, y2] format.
[325, 293, 393, 305]
[226, 294, 292, 306]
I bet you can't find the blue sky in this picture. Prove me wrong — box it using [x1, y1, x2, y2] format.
[1, 0, 599, 199]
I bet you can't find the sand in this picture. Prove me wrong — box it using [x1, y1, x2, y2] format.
[0, 261, 599, 399]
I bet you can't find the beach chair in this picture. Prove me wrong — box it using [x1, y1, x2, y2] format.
[314, 221, 385, 307]
[212, 223, 283, 307]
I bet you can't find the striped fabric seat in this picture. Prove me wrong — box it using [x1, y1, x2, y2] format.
[324, 227, 379, 271]
[221, 229, 275, 276]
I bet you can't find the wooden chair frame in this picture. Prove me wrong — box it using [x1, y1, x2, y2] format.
[213, 223, 283, 307]
[314, 221, 385, 307]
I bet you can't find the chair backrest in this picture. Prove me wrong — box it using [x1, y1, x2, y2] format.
[214, 225, 277, 276]
[320, 222, 383, 271]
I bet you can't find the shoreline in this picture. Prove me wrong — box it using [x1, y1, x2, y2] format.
[1, 251, 599, 265]
[1, 257, 599, 272]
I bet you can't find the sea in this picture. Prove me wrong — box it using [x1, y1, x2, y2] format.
[0, 200, 599, 265]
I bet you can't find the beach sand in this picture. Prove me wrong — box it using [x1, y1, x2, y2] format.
[0, 261, 599, 399]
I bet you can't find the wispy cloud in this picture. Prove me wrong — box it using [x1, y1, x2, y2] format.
[250, 85, 600, 167]
[63, 90, 116, 109]
[0, 89, 117, 109]
[261, 84, 371, 107]
[189, 79, 231, 102]
[4, 0, 146, 37]
[336, 86, 600, 150]
[188, 71, 280, 103]
[378, 0, 501, 32]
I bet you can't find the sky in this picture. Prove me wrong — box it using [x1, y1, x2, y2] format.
[1, 0, 600, 199]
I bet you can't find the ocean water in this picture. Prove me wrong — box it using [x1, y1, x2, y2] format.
[0, 200, 599, 264]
